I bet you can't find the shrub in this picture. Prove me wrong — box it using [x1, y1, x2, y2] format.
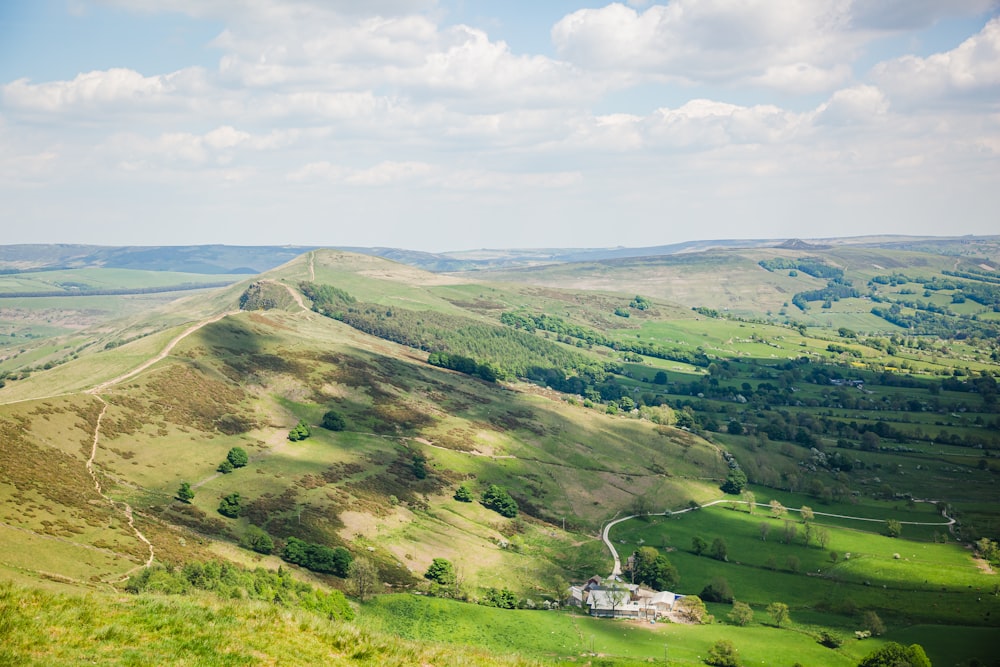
[240, 525, 274, 555]
[481, 484, 518, 518]
[320, 410, 346, 431]
[226, 447, 248, 468]
[706, 639, 741, 667]
[453, 484, 473, 502]
[218, 493, 242, 518]
[217, 460, 234, 474]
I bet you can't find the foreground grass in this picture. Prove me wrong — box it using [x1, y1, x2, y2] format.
[0, 581, 538, 667]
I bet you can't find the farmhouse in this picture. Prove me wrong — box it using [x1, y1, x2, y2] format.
[568, 576, 683, 620]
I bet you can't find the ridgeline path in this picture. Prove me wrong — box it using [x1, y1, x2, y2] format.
[82, 309, 239, 579]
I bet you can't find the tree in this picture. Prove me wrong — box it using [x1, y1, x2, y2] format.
[218, 492, 242, 518]
[858, 642, 931, 667]
[424, 558, 457, 587]
[800, 505, 814, 522]
[481, 484, 518, 518]
[320, 409, 346, 431]
[721, 468, 748, 494]
[766, 601, 789, 626]
[226, 447, 248, 468]
[727, 420, 743, 435]
[411, 453, 428, 480]
[691, 535, 708, 556]
[886, 519, 902, 538]
[288, 419, 311, 441]
[782, 520, 798, 545]
[631, 547, 679, 590]
[605, 582, 629, 615]
[862, 610, 885, 636]
[710, 537, 729, 562]
[240, 525, 274, 554]
[347, 556, 380, 601]
[727, 601, 753, 627]
[706, 639, 742, 667]
[217, 459, 234, 474]
[176, 481, 195, 503]
[676, 595, 708, 624]
[769, 500, 787, 518]
[701, 577, 733, 603]
[758, 522, 770, 542]
[653, 370, 668, 385]
[742, 489, 756, 514]
[453, 484, 473, 502]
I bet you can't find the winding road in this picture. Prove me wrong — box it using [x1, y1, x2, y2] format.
[600, 499, 956, 578]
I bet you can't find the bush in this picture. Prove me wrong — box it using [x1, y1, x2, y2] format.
[226, 447, 248, 468]
[218, 493, 242, 518]
[706, 639, 741, 667]
[217, 460, 234, 474]
[288, 420, 311, 441]
[701, 577, 733, 603]
[727, 601, 753, 626]
[320, 410, 346, 431]
[424, 558, 457, 586]
[818, 631, 842, 648]
[481, 484, 518, 518]
[453, 484, 473, 502]
[176, 482, 194, 503]
[240, 525, 274, 555]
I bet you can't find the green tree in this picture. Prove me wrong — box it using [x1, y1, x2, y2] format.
[347, 556, 380, 601]
[706, 639, 742, 667]
[288, 420, 311, 441]
[217, 459, 234, 474]
[240, 525, 274, 554]
[727, 601, 753, 626]
[769, 500, 786, 518]
[481, 484, 518, 518]
[653, 371, 668, 385]
[631, 547, 679, 590]
[710, 537, 728, 562]
[677, 595, 708, 624]
[218, 492, 242, 518]
[320, 410, 346, 431]
[226, 447, 248, 468]
[691, 535, 708, 555]
[453, 484, 473, 502]
[766, 601, 789, 626]
[858, 642, 931, 667]
[411, 453, 428, 480]
[886, 519, 902, 538]
[721, 468, 748, 494]
[424, 558, 457, 586]
[701, 576, 733, 603]
[176, 481, 195, 503]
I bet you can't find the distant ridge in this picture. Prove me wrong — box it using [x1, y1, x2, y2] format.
[776, 238, 830, 250]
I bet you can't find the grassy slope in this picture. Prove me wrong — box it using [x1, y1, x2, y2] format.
[1, 246, 997, 665]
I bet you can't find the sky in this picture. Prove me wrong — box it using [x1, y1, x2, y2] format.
[1, 1, 999, 252]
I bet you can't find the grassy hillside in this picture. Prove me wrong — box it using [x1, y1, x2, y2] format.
[0, 244, 997, 665]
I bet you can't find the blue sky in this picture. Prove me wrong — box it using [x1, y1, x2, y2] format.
[1, 0, 999, 251]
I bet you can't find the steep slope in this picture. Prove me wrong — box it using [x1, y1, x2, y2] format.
[0, 248, 726, 597]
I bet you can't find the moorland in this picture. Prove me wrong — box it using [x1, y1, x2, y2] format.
[0, 235, 997, 666]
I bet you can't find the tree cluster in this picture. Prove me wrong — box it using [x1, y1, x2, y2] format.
[630, 547, 679, 590]
[281, 536, 353, 577]
[481, 484, 518, 518]
[288, 419, 311, 441]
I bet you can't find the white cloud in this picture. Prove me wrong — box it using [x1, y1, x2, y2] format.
[551, 1, 858, 90]
[287, 159, 581, 190]
[873, 17, 1000, 104]
[815, 85, 890, 125]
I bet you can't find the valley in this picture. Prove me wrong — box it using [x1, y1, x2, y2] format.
[0, 238, 997, 666]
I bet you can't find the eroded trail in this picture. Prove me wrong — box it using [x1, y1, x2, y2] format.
[86, 397, 155, 578]
[89, 310, 237, 394]
[83, 310, 237, 579]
